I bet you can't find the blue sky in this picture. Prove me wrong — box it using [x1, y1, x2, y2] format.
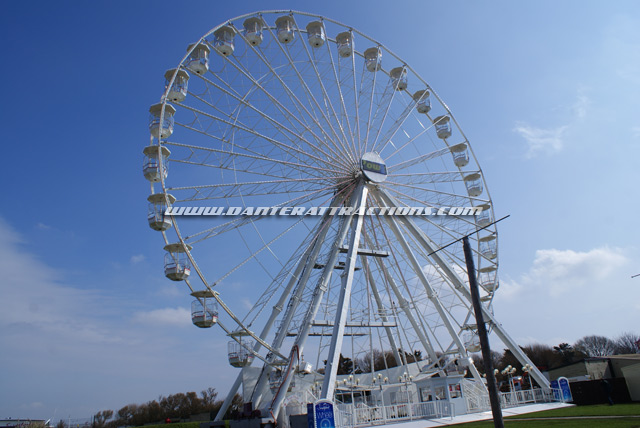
[1, 0, 639, 421]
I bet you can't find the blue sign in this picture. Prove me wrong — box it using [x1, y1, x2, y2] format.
[307, 403, 314, 428]
[314, 400, 336, 428]
[558, 377, 572, 402]
[550, 380, 560, 401]
[551, 377, 573, 402]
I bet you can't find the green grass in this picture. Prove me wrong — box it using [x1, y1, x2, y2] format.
[140, 422, 201, 428]
[457, 418, 640, 427]
[455, 404, 640, 428]
[508, 403, 640, 418]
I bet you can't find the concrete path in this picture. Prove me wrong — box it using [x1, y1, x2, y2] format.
[381, 402, 574, 427]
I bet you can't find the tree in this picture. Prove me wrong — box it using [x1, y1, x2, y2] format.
[553, 343, 583, 365]
[471, 350, 501, 375]
[614, 332, 640, 354]
[159, 393, 183, 419]
[215, 394, 244, 420]
[521, 343, 561, 370]
[322, 354, 354, 375]
[145, 400, 163, 424]
[93, 410, 113, 428]
[404, 349, 422, 364]
[116, 404, 138, 426]
[201, 387, 218, 408]
[574, 335, 617, 357]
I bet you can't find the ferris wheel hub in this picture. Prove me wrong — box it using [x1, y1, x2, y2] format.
[360, 152, 387, 183]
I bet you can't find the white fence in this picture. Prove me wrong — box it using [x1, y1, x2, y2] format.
[335, 400, 453, 427]
[329, 387, 565, 428]
[466, 387, 564, 413]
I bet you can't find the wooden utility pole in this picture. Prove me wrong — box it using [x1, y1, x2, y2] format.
[462, 236, 504, 428]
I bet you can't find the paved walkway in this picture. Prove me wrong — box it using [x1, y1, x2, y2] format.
[510, 415, 640, 421]
[382, 402, 574, 427]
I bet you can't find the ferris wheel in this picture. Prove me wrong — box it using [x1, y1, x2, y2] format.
[143, 10, 547, 421]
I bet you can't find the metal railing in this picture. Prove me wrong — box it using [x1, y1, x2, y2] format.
[466, 387, 565, 413]
[329, 386, 565, 428]
[335, 400, 452, 427]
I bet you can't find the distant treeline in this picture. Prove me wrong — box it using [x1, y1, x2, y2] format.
[57, 333, 639, 427]
[55, 389, 242, 428]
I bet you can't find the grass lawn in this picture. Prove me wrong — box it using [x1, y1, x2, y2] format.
[139, 423, 201, 428]
[456, 404, 640, 428]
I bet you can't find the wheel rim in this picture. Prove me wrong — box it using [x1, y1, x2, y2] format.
[147, 9, 500, 415]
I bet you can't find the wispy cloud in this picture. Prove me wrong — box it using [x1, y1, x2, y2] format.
[132, 307, 191, 327]
[571, 94, 590, 120]
[514, 123, 568, 158]
[514, 92, 590, 158]
[494, 246, 635, 345]
[130, 254, 146, 264]
[523, 247, 627, 297]
[602, 15, 640, 85]
[0, 217, 232, 418]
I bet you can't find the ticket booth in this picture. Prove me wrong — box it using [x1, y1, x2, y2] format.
[414, 375, 468, 416]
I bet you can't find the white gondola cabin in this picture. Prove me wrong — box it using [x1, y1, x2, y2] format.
[479, 234, 497, 259]
[306, 21, 325, 47]
[149, 103, 176, 139]
[275, 16, 295, 44]
[475, 203, 493, 227]
[147, 193, 176, 231]
[243, 17, 264, 46]
[336, 31, 353, 57]
[464, 172, 483, 197]
[434, 115, 451, 139]
[164, 243, 192, 281]
[450, 142, 469, 167]
[464, 332, 481, 353]
[478, 266, 498, 292]
[364, 47, 382, 72]
[190, 290, 219, 328]
[213, 26, 235, 56]
[185, 42, 210, 75]
[390, 67, 407, 91]
[142, 145, 170, 182]
[413, 90, 431, 114]
[164, 68, 189, 103]
[228, 338, 255, 367]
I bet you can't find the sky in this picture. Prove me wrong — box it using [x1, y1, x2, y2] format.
[1, 0, 639, 421]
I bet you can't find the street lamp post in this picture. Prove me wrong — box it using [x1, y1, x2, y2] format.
[522, 364, 534, 402]
[398, 372, 414, 419]
[372, 373, 388, 421]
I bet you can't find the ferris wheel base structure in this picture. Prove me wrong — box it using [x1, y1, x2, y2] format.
[143, 10, 556, 428]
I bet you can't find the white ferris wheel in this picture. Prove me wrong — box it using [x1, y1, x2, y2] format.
[143, 10, 547, 422]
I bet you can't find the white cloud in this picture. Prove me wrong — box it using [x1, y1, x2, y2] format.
[132, 307, 191, 327]
[492, 246, 636, 346]
[158, 284, 183, 297]
[498, 246, 627, 301]
[523, 247, 627, 296]
[0, 217, 234, 419]
[494, 275, 524, 300]
[514, 123, 567, 158]
[601, 15, 640, 85]
[21, 402, 44, 409]
[130, 254, 146, 264]
[632, 127, 640, 138]
[571, 93, 590, 120]
[514, 91, 590, 158]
